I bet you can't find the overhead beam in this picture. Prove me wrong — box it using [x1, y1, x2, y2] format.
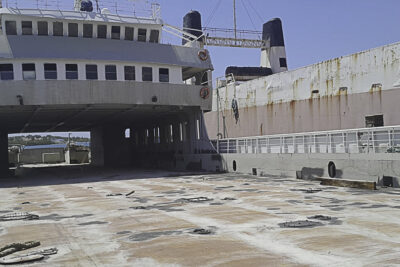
[20, 106, 41, 133]
[45, 106, 91, 132]
[70, 107, 136, 131]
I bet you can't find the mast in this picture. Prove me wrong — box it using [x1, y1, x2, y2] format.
[233, 0, 237, 43]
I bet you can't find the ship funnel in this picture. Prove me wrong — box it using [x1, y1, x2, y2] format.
[261, 18, 287, 73]
[182, 10, 203, 47]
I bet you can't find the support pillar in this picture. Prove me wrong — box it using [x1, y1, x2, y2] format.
[0, 131, 9, 177]
[90, 127, 104, 167]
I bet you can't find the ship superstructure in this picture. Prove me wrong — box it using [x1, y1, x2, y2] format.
[202, 15, 400, 186]
[0, 0, 220, 175]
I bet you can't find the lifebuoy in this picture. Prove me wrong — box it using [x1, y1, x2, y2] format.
[198, 50, 208, 61]
[200, 87, 210, 99]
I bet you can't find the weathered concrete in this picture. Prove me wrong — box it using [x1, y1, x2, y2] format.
[1, 169, 400, 266]
[0, 131, 8, 177]
[221, 153, 400, 187]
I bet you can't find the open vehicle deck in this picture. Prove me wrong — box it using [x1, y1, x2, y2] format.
[0, 167, 400, 266]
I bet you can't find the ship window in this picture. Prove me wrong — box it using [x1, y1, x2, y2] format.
[280, 58, 287, 68]
[125, 27, 134, 41]
[37, 21, 48, 36]
[86, 64, 98, 80]
[124, 66, 135, 80]
[5, 21, 16, 35]
[21, 21, 32, 35]
[44, 63, 57, 80]
[97, 25, 107, 39]
[53, 22, 63, 36]
[0, 64, 14, 80]
[365, 115, 384, 128]
[159, 68, 169, 83]
[83, 24, 92, 38]
[142, 67, 152, 81]
[138, 28, 147, 42]
[149, 30, 159, 43]
[66, 64, 78, 80]
[22, 63, 36, 80]
[105, 65, 117, 80]
[111, 26, 120, 39]
[68, 23, 78, 37]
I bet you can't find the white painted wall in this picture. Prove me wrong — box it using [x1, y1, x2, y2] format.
[0, 59, 183, 83]
[214, 41, 400, 111]
[0, 13, 162, 42]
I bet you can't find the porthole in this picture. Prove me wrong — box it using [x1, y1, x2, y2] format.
[328, 161, 336, 178]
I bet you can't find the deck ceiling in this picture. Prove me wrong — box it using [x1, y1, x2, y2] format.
[0, 104, 190, 133]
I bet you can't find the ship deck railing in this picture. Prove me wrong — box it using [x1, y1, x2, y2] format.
[215, 125, 400, 154]
[1, 0, 159, 19]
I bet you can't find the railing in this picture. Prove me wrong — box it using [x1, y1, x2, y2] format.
[1, 0, 159, 18]
[215, 126, 400, 154]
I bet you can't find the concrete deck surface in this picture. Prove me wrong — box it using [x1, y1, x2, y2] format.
[1, 167, 400, 266]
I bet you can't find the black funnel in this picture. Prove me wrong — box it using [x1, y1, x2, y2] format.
[182, 10, 203, 45]
[262, 18, 284, 47]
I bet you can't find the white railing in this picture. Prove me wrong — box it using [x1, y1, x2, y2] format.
[215, 126, 400, 154]
[1, 0, 158, 18]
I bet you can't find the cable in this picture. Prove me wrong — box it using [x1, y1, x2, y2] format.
[204, 0, 222, 28]
[246, 0, 263, 24]
[240, 0, 257, 32]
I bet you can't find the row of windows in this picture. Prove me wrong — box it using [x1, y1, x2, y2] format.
[4, 20, 159, 42]
[0, 63, 169, 82]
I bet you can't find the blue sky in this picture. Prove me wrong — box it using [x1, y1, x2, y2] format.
[8, 0, 400, 137]
[156, 0, 400, 78]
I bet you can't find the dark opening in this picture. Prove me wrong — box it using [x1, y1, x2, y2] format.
[68, 23, 78, 37]
[111, 26, 120, 39]
[365, 115, 384, 128]
[37, 21, 48, 36]
[44, 63, 57, 80]
[149, 29, 159, 43]
[105, 65, 117, 80]
[232, 160, 237, 171]
[97, 25, 107, 38]
[382, 176, 394, 187]
[66, 64, 78, 80]
[151, 96, 158, 103]
[328, 161, 336, 178]
[138, 28, 147, 42]
[53, 22, 63, 36]
[83, 24, 93, 38]
[252, 168, 257, 175]
[21, 21, 32, 35]
[312, 90, 319, 94]
[142, 67, 152, 81]
[124, 66, 135, 80]
[0, 64, 14, 80]
[159, 68, 169, 82]
[279, 58, 287, 68]
[85, 64, 98, 80]
[5, 21, 17, 35]
[124, 27, 134, 40]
